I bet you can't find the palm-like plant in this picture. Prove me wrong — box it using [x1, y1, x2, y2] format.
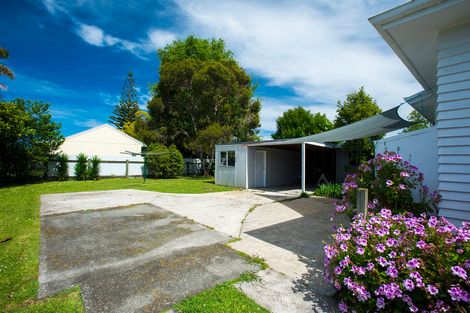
[0, 47, 15, 91]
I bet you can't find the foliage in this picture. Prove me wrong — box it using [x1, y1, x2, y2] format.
[146, 144, 184, 178]
[403, 110, 432, 133]
[123, 111, 165, 145]
[109, 72, 139, 129]
[56, 153, 69, 181]
[73, 153, 88, 181]
[148, 36, 261, 157]
[334, 87, 382, 164]
[272, 107, 333, 139]
[0, 47, 15, 93]
[0, 99, 63, 182]
[0, 178, 235, 312]
[190, 123, 231, 175]
[335, 151, 440, 218]
[87, 156, 101, 180]
[324, 210, 470, 312]
[314, 183, 342, 199]
[173, 273, 268, 313]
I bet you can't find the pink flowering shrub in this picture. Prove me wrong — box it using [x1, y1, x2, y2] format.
[336, 151, 440, 218]
[324, 210, 470, 312]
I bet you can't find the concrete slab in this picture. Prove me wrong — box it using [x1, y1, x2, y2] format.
[41, 190, 273, 237]
[236, 269, 337, 313]
[231, 196, 348, 312]
[40, 190, 157, 215]
[39, 204, 258, 313]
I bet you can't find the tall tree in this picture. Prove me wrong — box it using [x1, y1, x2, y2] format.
[272, 107, 333, 139]
[109, 72, 139, 129]
[0, 99, 63, 182]
[334, 87, 382, 164]
[0, 47, 15, 93]
[148, 36, 261, 165]
[402, 109, 431, 133]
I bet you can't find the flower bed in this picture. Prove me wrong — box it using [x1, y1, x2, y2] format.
[324, 209, 470, 312]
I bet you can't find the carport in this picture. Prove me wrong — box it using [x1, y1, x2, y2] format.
[215, 140, 348, 192]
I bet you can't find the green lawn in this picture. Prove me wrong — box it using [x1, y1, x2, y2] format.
[0, 177, 236, 312]
[173, 273, 269, 313]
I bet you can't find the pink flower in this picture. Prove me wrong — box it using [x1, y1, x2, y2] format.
[403, 279, 414, 291]
[426, 284, 439, 296]
[400, 171, 409, 177]
[398, 184, 406, 190]
[376, 297, 385, 309]
[386, 180, 393, 187]
[406, 258, 421, 270]
[451, 266, 467, 280]
[375, 243, 386, 253]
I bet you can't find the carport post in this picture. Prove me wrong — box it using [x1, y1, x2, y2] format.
[301, 142, 306, 193]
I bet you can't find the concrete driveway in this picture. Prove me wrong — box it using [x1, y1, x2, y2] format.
[40, 189, 343, 313]
[39, 200, 259, 313]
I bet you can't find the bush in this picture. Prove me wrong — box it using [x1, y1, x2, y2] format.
[314, 183, 342, 199]
[335, 151, 440, 218]
[87, 155, 101, 180]
[56, 153, 69, 181]
[324, 210, 470, 312]
[74, 153, 88, 180]
[146, 144, 183, 178]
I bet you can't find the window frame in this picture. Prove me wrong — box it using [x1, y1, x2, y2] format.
[219, 150, 236, 167]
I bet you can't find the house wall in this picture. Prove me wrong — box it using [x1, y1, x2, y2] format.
[375, 127, 439, 198]
[436, 22, 470, 224]
[247, 146, 300, 188]
[60, 125, 143, 157]
[215, 144, 247, 187]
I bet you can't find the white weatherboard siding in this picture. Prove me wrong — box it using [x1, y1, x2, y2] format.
[436, 22, 470, 224]
[60, 124, 144, 157]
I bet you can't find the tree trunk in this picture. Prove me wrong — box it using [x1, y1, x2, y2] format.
[199, 151, 207, 176]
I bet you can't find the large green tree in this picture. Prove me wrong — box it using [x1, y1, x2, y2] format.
[0, 47, 15, 94]
[402, 109, 431, 133]
[148, 36, 261, 164]
[334, 87, 382, 164]
[272, 107, 333, 139]
[109, 72, 139, 129]
[0, 99, 63, 182]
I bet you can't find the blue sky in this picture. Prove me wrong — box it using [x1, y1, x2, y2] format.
[1, 0, 420, 138]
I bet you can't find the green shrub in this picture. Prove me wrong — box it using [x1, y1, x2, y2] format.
[74, 153, 88, 180]
[146, 144, 184, 178]
[56, 153, 69, 181]
[336, 151, 440, 218]
[87, 155, 101, 180]
[314, 183, 342, 199]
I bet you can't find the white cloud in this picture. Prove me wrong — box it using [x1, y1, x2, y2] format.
[174, 0, 421, 132]
[74, 119, 102, 128]
[76, 24, 106, 46]
[147, 29, 178, 49]
[75, 23, 177, 57]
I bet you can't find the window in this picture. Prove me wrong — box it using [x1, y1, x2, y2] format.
[220, 150, 236, 167]
[228, 151, 236, 166]
[220, 151, 227, 166]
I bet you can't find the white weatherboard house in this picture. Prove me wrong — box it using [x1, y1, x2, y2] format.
[54, 124, 144, 177]
[216, 0, 470, 225]
[372, 0, 470, 225]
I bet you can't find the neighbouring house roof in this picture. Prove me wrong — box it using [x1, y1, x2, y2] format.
[65, 124, 144, 146]
[284, 106, 414, 144]
[369, 0, 470, 122]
